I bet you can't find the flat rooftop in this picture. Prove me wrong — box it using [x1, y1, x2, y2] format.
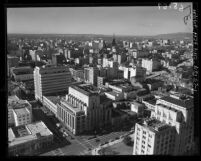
[143, 98, 157, 105]
[157, 103, 179, 112]
[8, 96, 31, 110]
[70, 84, 99, 96]
[159, 96, 193, 109]
[8, 121, 53, 147]
[139, 118, 172, 133]
[13, 107, 30, 116]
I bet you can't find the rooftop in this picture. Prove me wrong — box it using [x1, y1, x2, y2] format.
[157, 103, 178, 112]
[60, 99, 83, 113]
[139, 118, 172, 133]
[8, 121, 53, 147]
[13, 107, 30, 116]
[8, 96, 31, 110]
[143, 98, 157, 105]
[159, 95, 193, 109]
[70, 84, 99, 96]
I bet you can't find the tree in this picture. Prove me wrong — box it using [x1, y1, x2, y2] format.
[123, 136, 134, 146]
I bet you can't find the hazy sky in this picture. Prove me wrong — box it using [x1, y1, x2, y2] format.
[7, 3, 193, 36]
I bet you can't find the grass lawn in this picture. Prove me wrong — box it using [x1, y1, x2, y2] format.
[105, 141, 133, 155]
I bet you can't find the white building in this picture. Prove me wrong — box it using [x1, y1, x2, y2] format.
[141, 59, 160, 73]
[133, 118, 176, 155]
[8, 121, 53, 156]
[13, 108, 31, 126]
[8, 95, 32, 127]
[124, 66, 146, 80]
[151, 95, 194, 155]
[33, 65, 72, 101]
[130, 101, 144, 116]
[57, 84, 112, 135]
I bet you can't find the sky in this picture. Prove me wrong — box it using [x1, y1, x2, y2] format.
[7, 3, 193, 36]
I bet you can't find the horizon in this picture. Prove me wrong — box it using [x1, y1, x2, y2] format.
[7, 31, 193, 37]
[7, 4, 193, 36]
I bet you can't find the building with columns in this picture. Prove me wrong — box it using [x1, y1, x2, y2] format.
[57, 84, 112, 135]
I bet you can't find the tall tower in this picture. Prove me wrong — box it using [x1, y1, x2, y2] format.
[112, 33, 116, 47]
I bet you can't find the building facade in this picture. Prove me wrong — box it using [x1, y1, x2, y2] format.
[8, 121, 53, 156]
[57, 84, 112, 135]
[141, 59, 160, 73]
[84, 67, 99, 86]
[13, 108, 31, 126]
[133, 118, 176, 155]
[33, 65, 72, 101]
[8, 95, 32, 127]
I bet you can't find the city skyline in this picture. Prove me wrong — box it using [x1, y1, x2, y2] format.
[7, 4, 193, 36]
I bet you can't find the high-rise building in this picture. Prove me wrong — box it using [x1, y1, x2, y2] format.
[57, 84, 112, 135]
[151, 95, 194, 155]
[133, 94, 194, 155]
[84, 67, 99, 86]
[124, 66, 146, 80]
[141, 59, 161, 73]
[34, 65, 72, 101]
[133, 118, 176, 155]
[52, 53, 64, 66]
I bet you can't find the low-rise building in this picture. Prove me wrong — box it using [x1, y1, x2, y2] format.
[130, 101, 144, 116]
[8, 95, 32, 127]
[10, 66, 34, 82]
[13, 108, 31, 126]
[8, 121, 53, 156]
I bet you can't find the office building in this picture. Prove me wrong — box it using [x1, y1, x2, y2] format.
[133, 118, 176, 155]
[57, 84, 112, 135]
[10, 66, 34, 82]
[52, 53, 64, 66]
[141, 59, 161, 73]
[151, 95, 194, 155]
[34, 65, 72, 101]
[8, 121, 53, 156]
[124, 66, 146, 80]
[84, 67, 99, 86]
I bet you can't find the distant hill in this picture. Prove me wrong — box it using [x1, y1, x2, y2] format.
[8, 32, 193, 41]
[152, 32, 193, 40]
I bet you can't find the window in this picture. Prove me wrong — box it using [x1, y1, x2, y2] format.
[143, 131, 146, 135]
[143, 136, 146, 140]
[141, 150, 145, 154]
[149, 134, 152, 138]
[142, 145, 145, 149]
[142, 140, 145, 144]
[148, 144, 151, 148]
